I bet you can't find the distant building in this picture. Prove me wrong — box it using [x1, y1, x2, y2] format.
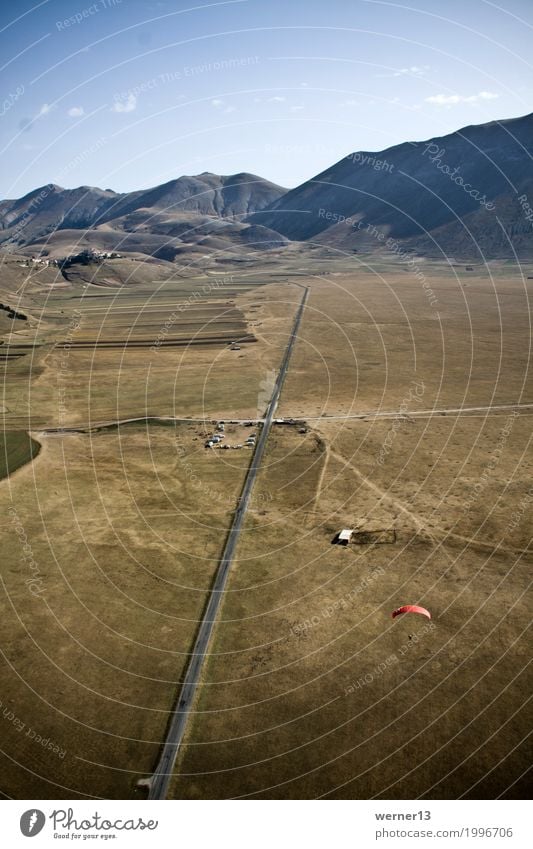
[335, 529, 353, 545]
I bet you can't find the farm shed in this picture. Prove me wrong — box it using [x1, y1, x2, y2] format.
[336, 529, 353, 545]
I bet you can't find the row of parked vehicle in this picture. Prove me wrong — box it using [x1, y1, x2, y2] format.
[204, 422, 257, 450]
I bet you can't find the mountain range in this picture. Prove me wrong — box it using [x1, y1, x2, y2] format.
[252, 111, 533, 259]
[2, 112, 533, 261]
[0, 172, 288, 262]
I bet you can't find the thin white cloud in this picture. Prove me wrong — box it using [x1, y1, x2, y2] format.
[37, 103, 53, 117]
[112, 93, 137, 113]
[67, 106, 84, 117]
[211, 98, 236, 112]
[377, 65, 430, 78]
[289, 105, 304, 112]
[425, 91, 499, 105]
[339, 99, 359, 107]
[396, 65, 429, 77]
[267, 96, 286, 102]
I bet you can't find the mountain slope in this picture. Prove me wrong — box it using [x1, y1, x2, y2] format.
[4, 113, 533, 261]
[107, 172, 286, 220]
[252, 112, 533, 257]
[0, 184, 118, 244]
[0, 172, 286, 252]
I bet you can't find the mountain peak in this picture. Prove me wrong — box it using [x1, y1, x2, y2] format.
[252, 111, 533, 257]
[0, 170, 287, 251]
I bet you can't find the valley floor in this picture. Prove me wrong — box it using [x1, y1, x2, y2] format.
[0, 253, 531, 799]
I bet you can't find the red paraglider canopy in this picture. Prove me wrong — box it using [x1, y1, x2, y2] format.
[392, 605, 431, 620]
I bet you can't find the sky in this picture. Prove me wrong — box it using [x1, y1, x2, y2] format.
[1, 0, 532, 198]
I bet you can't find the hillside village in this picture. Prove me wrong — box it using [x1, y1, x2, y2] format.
[19, 249, 122, 269]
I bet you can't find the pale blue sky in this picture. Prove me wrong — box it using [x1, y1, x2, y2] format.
[1, 0, 532, 197]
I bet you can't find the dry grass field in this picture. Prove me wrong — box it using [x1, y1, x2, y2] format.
[0, 259, 301, 798]
[169, 416, 531, 799]
[167, 260, 532, 800]
[278, 262, 533, 417]
[0, 422, 252, 799]
[0, 253, 531, 800]
[1, 261, 301, 428]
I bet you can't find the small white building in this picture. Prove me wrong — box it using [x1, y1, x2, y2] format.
[337, 529, 353, 545]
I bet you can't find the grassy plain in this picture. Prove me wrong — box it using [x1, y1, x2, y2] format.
[0, 260, 301, 428]
[0, 253, 531, 800]
[0, 257, 299, 798]
[0, 422, 252, 798]
[168, 260, 532, 800]
[278, 262, 533, 417]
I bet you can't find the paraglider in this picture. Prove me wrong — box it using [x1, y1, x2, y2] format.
[392, 605, 431, 620]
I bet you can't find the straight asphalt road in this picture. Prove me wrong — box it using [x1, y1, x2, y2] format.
[147, 284, 309, 799]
